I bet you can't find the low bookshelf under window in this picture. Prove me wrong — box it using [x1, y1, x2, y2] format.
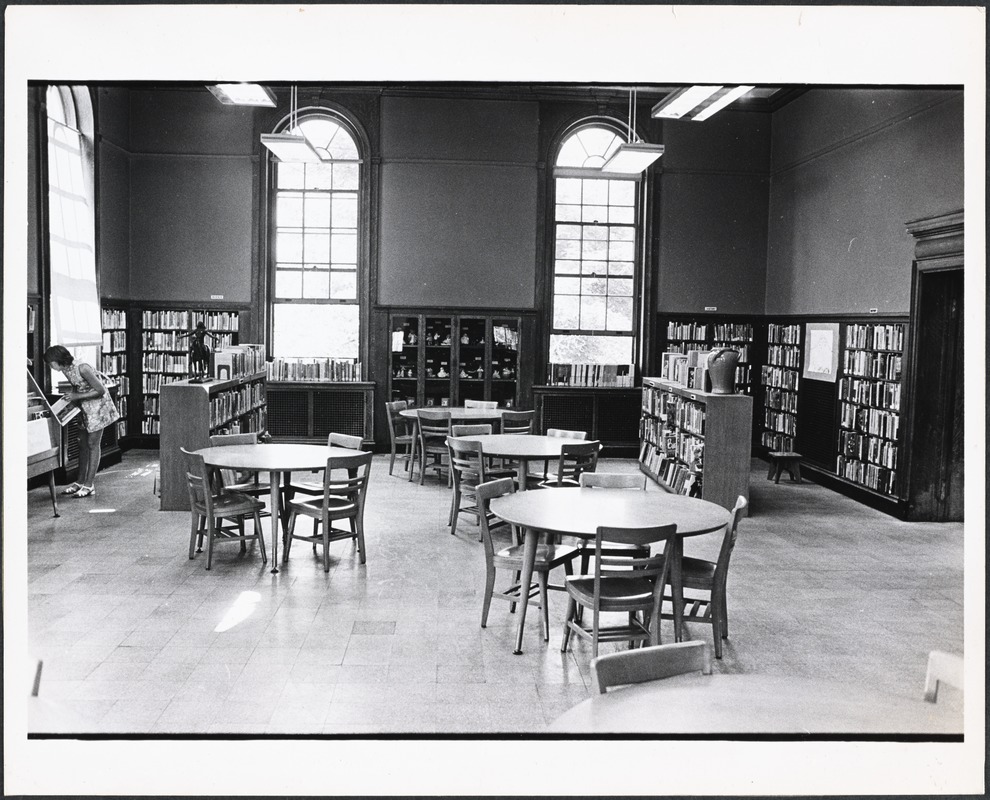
[639, 377, 752, 512]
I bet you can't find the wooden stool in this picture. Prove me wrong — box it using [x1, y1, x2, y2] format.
[767, 451, 802, 484]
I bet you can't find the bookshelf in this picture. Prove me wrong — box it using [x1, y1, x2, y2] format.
[760, 322, 803, 453]
[639, 377, 752, 512]
[101, 306, 129, 438]
[836, 322, 905, 498]
[159, 370, 267, 511]
[658, 316, 755, 394]
[388, 312, 522, 409]
[140, 307, 240, 437]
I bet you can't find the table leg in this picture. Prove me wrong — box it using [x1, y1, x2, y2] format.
[513, 526, 539, 655]
[515, 457, 529, 491]
[269, 471, 281, 574]
[670, 537, 684, 642]
[48, 471, 60, 518]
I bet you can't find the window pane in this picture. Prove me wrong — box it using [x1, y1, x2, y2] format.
[582, 205, 609, 223]
[556, 239, 581, 259]
[332, 195, 358, 228]
[549, 334, 633, 365]
[331, 232, 358, 264]
[608, 278, 634, 297]
[273, 304, 359, 359]
[582, 179, 608, 205]
[304, 163, 334, 191]
[304, 195, 332, 227]
[580, 295, 607, 329]
[554, 295, 580, 329]
[330, 271, 357, 299]
[554, 259, 581, 275]
[334, 163, 359, 190]
[276, 193, 304, 226]
[277, 163, 305, 189]
[557, 178, 582, 204]
[557, 224, 583, 240]
[556, 204, 581, 222]
[582, 260, 608, 276]
[304, 231, 330, 263]
[276, 232, 303, 263]
[609, 180, 636, 205]
[275, 269, 302, 298]
[582, 238, 608, 260]
[554, 276, 580, 295]
[609, 239, 635, 261]
[607, 297, 634, 331]
[609, 205, 635, 224]
[303, 269, 330, 299]
[581, 277, 608, 296]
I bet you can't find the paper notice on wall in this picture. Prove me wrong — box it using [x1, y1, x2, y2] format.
[391, 331, 405, 352]
[802, 322, 840, 382]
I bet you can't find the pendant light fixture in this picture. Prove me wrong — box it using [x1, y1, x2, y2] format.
[260, 85, 322, 163]
[600, 88, 665, 175]
[208, 83, 276, 107]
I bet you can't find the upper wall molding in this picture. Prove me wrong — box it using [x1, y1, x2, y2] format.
[770, 93, 961, 178]
[906, 209, 963, 264]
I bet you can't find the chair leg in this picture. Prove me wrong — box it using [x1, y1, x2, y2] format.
[767, 460, 776, 480]
[283, 512, 297, 563]
[388, 445, 396, 476]
[254, 511, 267, 565]
[409, 438, 418, 483]
[196, 516, 206, 553]
[509, 570, 521, 613]
[711, 602, 724, 659]
[481, 565, 496, 628]
[537, 571, 549, 643]
[560, 596, 577, 652]
[239, 517, 247, 553]
[449, 483, 460, 532]
[189, 514, 200, 559]
[355, 516, 366, 565]
[312, 518, 319, 553]
[206, 517, 217, 570]
[322, 522, 331, 573]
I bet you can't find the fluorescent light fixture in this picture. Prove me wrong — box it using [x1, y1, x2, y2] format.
[208, 83, 276, 107]
[600, 142, 665, 174]
[692, 85, 755, 121]
[651, 86, 722, 119]
[260, 133, 322, 163]
[652, 85, 755, 122]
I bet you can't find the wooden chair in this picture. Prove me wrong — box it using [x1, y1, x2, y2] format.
[452, 423, 515, 480]
[447, 436, 489, 537]
[181, 447, 266, 570]
[451, 423, 492, 438]
[285, 432, 363, 503]
[385, 400, 415, 476]
[923, 650, 963, 703]
[575, 471, 651, 573]
[538, 440, 601, 488]
[658, 495, 748, 658]
[533, 427, 588, 482]
[208, 432, 271, 503]
[560, 522, 677, 658]
[412, 409, 452, 485]
[284, 450, 373, 571]
[590, 641, 712, 694]
[464, 399, 498, 410]
[500, 409, 535, 435]
[477, 478, 578, 642]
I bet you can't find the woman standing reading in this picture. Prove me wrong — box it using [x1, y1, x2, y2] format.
[44, 345, 120, 498]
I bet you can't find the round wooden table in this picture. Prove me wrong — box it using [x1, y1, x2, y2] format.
[548, 672, 963, 734]
[398, 406, 505, 423]
[451, 433, 586, 491]
[195, 443, 367, 573]
[490, 487, 730, 654]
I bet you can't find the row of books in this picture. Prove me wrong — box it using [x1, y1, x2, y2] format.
[836, 455, 897, 495]
[213, 345, 265, 382]
[214, 409, 266, 436]
[141, 309, 239, 330]
[142, 353, 190, 373]
[764, 387, 799, 414]
[839, 430, 899, 470]
[839, 377, 901, 411]
[761, 431, 794, 452]
[209, 384, 266, 428]
[713, 323, 754, 341]
[843, 350, 902, 381]
[846, 323, 904, 352]
[668, 397, 706, 436]
[267, 357, 363, 382]
[101, 353, 127, 375]
[766, 344, 802, 369]
[142, 373, 181, 394]
[764, 408, 798, 436]
[101, 308, 127, 329]
[840, 403, 900, 440]
[547, 363, 634, 387]
[666, 322, 708, 341]
[767, 323, 801, 344]
[639, 443, 701, 496]
[761, 365, 800, 391]
[103, 330, 126, 352]
[141, 418, 161, 434]
[143, 396, 160, 417]
[712, 344, 749, 362]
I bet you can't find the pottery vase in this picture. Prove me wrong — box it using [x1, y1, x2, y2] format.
[706, 348, 740, 394]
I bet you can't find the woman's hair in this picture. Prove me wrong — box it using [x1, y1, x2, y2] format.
[43, 345, 74, 367]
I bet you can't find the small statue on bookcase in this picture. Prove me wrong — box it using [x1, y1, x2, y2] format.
[177, 322, 219, 383]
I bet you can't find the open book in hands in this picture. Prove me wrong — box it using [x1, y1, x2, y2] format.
[51, 396, 81, 426]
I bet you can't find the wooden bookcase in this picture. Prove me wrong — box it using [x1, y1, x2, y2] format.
[639, 377, 752, 512]
[388, 312, 522, 409]
[759, 322, 803, 453]
[100, 306, 129, 438]
[533, 386, 642, 457]
[158, 370, 267, 511]
[657, 315, 756, 395]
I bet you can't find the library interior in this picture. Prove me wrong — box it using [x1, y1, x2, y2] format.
[20, 77, 972, 759]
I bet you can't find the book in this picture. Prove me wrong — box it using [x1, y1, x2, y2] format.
[51, 396, 81, 426]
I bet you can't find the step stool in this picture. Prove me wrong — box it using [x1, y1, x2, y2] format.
[767, 451, 802, 484]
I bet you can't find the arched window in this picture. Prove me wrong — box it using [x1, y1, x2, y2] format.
[549, 121, 642, 367]
[268, 109, 364, 361]
[45, 85, 100, 378]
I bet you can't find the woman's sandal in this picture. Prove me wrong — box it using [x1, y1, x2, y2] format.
[72, 486, 95, 498]
[61, 483, 82, 495]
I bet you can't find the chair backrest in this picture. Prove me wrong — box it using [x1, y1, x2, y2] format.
[181, 447, 216, 514]
[464, 399, 498, 409]
[591, 641, 712, 694]
[579, 471, 646, 490]
[328, 432, 363, 450]
[547, 428, 588, 440]
[713, 495, 748, 589]
[451, 423, 492, 438]
[476, 477, 517, 562]
[417, 409, 452, 441]
[547, 440, 601, 485]
[447, 436, 486, 490]
[322, 451, 373, 510]
[385, 400, 411, 440]
[923, 650, 963, 703]
[208, 432, 260, 488]
[500, 409, 534, 435]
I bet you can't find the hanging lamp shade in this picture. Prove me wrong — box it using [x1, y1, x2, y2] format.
[260, 133, 322, 163]
[600, 142, 665, 174]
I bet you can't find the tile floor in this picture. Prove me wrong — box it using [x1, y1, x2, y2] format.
[26, 450, 964, 734]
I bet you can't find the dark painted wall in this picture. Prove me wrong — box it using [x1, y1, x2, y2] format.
[96, 88, 131, 300]
[656, 109, 771, 315]
[766, 89, 964, 315]
[378, 96, 539, 308]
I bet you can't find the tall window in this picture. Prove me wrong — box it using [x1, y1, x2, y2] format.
[270, 112, 362, 359]
[549, 123, 641, 365]
[45, 85, 100, 378]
